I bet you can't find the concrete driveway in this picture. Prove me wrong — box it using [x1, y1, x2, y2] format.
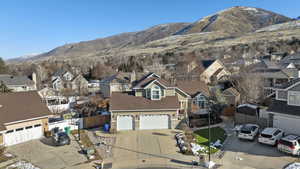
[112, 130, 198, 169]
[7, 137, 87, 169]
[220, 133, 298, 169]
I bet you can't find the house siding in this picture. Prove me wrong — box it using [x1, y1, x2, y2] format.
[0, 133, 3, 145]
[165, 89, 175, 96]
[5, 118, 49, 133]
[277, 90, 287, 100]
[290, 84, 300, 92]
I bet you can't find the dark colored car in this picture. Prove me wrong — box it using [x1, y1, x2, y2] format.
[52, 132, 71, 146]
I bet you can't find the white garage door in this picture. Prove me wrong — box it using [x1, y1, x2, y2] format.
[274, 116, 300, 135]
[117, 116, 133, 131]
[140, 115, 169, 130]
[4, 124, 43, 146]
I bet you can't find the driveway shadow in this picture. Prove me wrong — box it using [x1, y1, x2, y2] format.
[111, 143, 197, 166]
[152, 132, 169, 136]
[40, 137, 56, 147]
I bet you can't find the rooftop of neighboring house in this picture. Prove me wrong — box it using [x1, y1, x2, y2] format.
[110, 92, 180, 111]
[0, 91, 52, 131]
[267, 99, 300, 116]
[52, 68, 71, 77]
[132, 73, 172, 89]
[0, 74, 34, 86]
[275, 78, 300, 89]
[176, 80, 210, 98]
[279, 52, 300, 67]
[222, 87, 240, 97]
[100, 72, 145, 85]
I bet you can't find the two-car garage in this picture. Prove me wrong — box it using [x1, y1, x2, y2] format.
[116, 114, 171, 131]
[4, 124, 43, 146]
[140, 115, 170, 130]
[273, 115, 300, 136]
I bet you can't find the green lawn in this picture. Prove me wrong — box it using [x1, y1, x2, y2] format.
[193, 127, 227, 154]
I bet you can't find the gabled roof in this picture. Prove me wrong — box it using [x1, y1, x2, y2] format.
[53, 69, 70, 77]
[280, 52, 300, 66]
[132, 73, 170, 89]
[176, 80, 210, 97]
[276, 78, 300, 89]
[222, 87, 240, 97]
[267, 99, 300, 116]
[0, 74, 34, 86]
[0, 91, 52, 131]
[110, 92, 180, 111]
[200, 60, 215, 69]
[100, 73, 131, 84]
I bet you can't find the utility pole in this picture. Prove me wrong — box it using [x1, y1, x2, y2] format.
[208, 100, 211, 163]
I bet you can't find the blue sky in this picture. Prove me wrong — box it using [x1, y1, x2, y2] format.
[1, 0, 299, 59]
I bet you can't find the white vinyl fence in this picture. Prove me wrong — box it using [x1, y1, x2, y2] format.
[48, 118, 83, 132]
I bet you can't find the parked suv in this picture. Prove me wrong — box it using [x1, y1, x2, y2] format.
[278, 135, 300, 156]
[258, 128, 284, 146]
[238, 124, 259, 141]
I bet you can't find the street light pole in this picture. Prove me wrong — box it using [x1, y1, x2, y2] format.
[208, 101, 211, 163]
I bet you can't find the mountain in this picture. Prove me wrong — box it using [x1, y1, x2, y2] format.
[29, 23, 190, 61]
[174, 6, 291, 35]
[9, 6, 299, 74]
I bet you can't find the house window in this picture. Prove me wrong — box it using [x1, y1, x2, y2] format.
[151, 86, 161, 100]
[288, 92, 300, 106]
[146, 88, 151, 98]
[194, 95, 207, 109]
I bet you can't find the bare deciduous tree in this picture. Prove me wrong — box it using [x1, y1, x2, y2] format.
[230, 70, 265, 104]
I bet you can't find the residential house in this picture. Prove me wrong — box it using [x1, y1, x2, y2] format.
[264, 78, 300, 135]
[0, 91, 52, 146]
[38, 87, 71, 113]
[200, 59, 231, 84]
[100, 72, 137, 98]
[110, 73, 210, 131]
[253, 53, 300, 97]
[175, 59, 213, 81]
[51, 69, 88, 94]
[0, 74, 37, 92]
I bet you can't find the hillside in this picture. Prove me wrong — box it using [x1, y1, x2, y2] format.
[175, 6, 291, 35]
[9, 6, 300, 77]
[25, 22, 190, 61]
[9, 6, 293, 64]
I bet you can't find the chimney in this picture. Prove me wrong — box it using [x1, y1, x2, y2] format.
[32, 72, 37, 90]
[130, 71, 136, 83]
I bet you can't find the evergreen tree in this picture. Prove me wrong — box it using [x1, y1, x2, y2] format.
[0, 57, 8, 74]
[0, 81, 12, 93]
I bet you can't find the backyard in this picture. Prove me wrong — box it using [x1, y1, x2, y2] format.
[193, 127, 227, 154]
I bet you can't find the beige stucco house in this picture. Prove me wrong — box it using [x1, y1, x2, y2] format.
[0, 91, 52, 146]
[110, 73, 210, 131]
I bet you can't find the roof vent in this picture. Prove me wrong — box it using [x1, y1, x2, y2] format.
[0, 105, 2, 108]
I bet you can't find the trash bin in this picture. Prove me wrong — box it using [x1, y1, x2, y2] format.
[103, 123, 110, 132]
[64, 126, 71, 135]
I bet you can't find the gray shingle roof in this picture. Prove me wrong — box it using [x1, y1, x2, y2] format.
[0, 74, 34, 86]
[276, 78, 300, 89]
